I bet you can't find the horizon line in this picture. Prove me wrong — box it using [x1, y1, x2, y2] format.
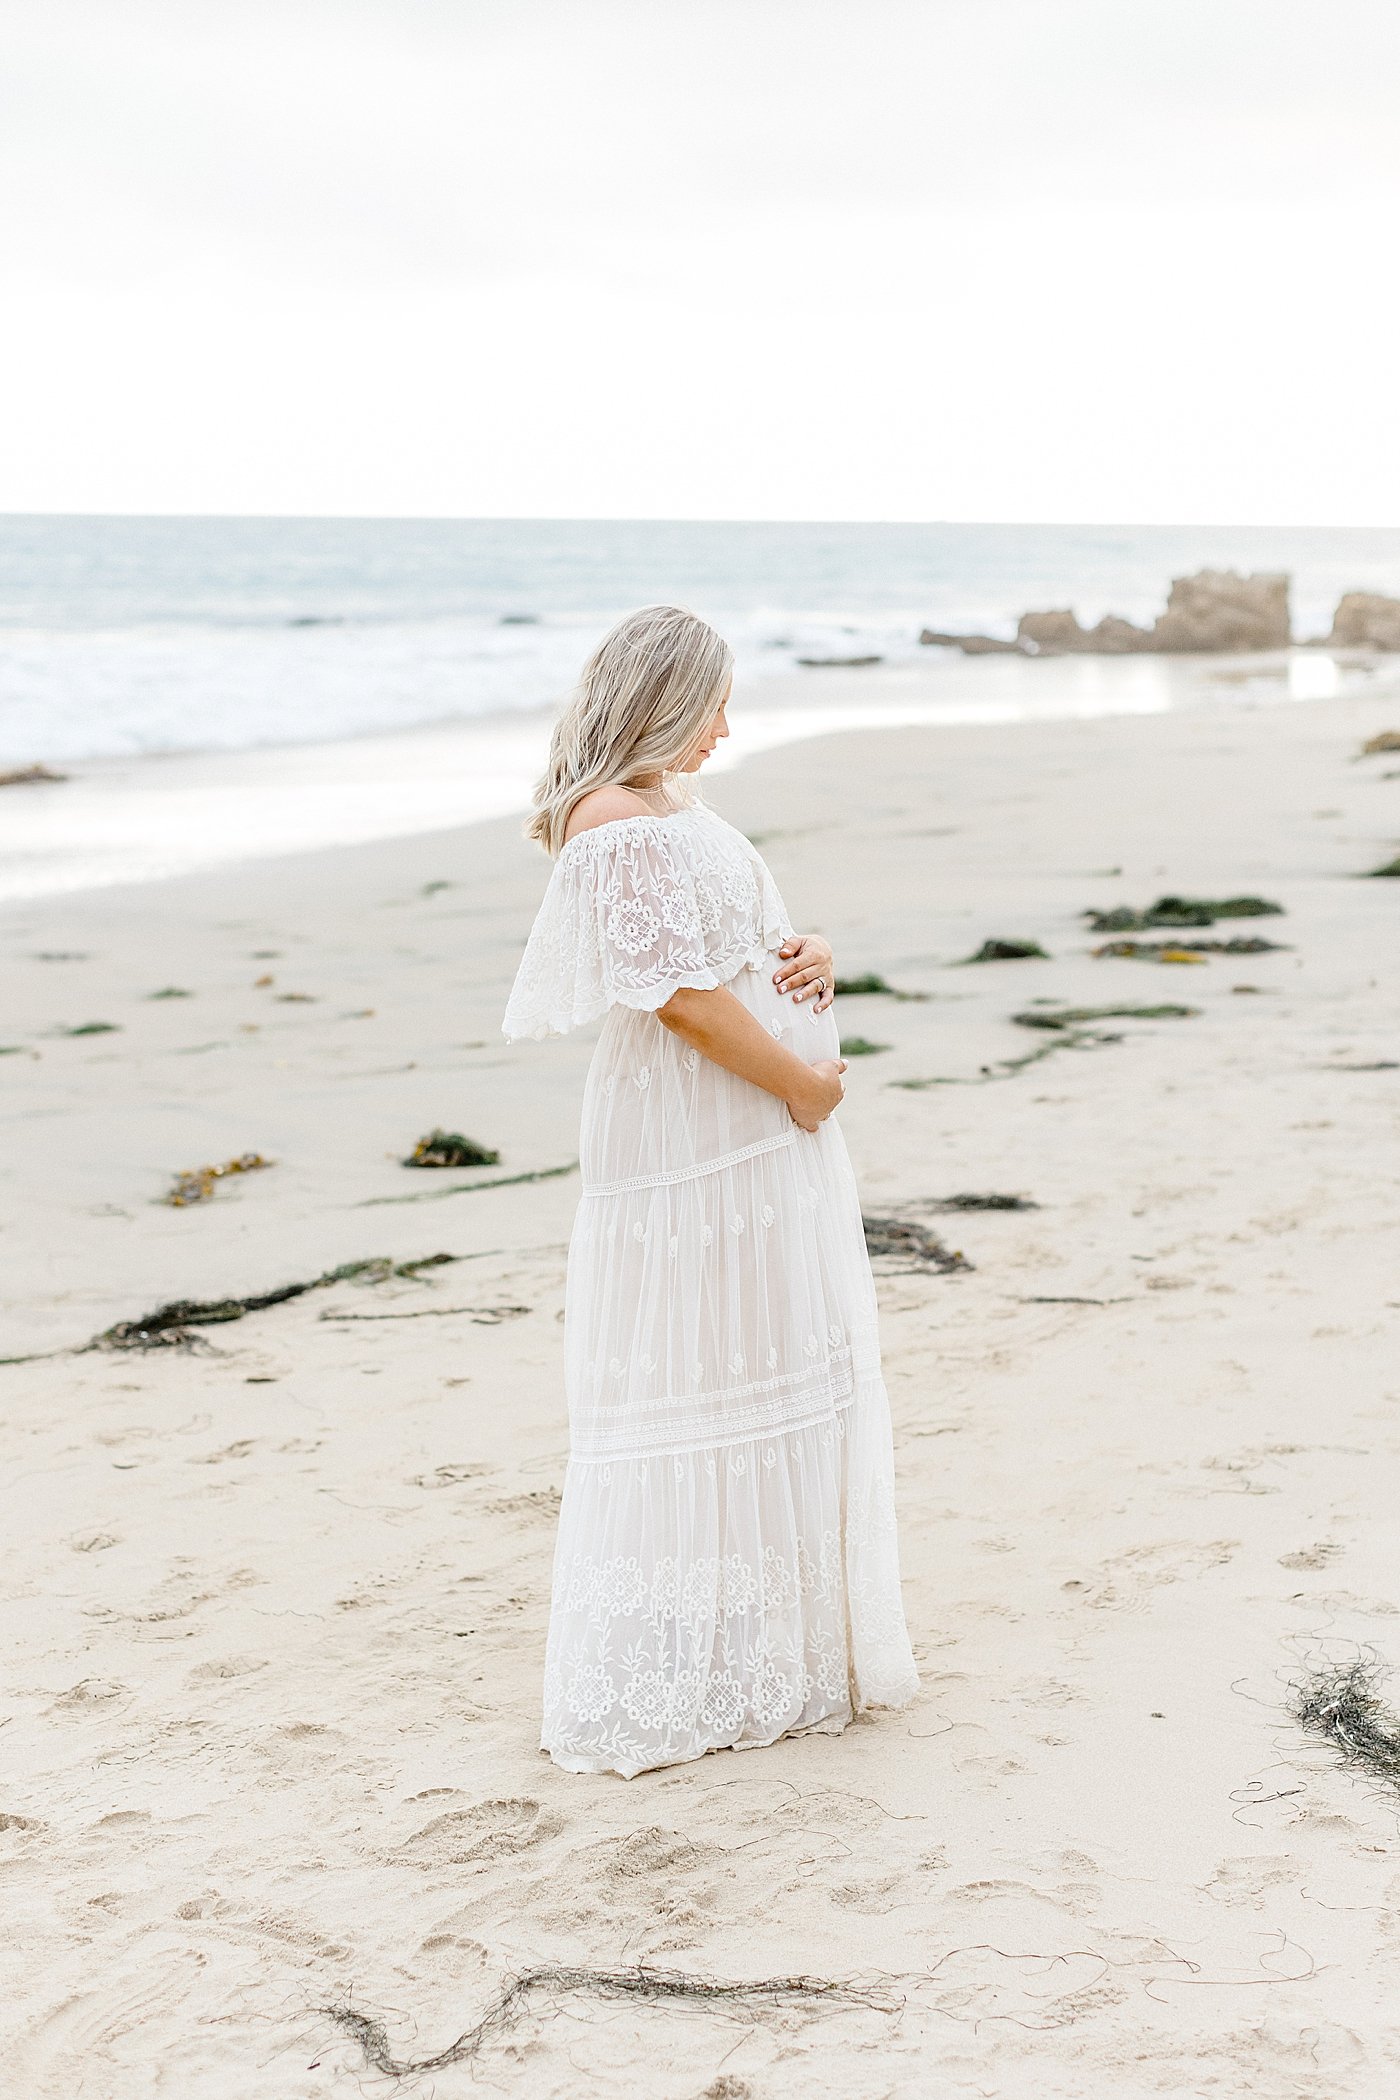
[4, 511, 1400, 533]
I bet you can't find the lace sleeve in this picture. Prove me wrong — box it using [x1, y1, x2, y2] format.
[502, 813, 787, 1041]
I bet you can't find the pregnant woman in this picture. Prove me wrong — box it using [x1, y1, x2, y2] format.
[504, 606, 918, 1777]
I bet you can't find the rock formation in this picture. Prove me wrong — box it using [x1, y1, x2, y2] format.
[1016, 610, 1152, 655]
[922, 569, 1292, 657]
[918, 628, 1020, 653]
[1148, 570, 1290, 653]
[1328, 592, 1400, 650]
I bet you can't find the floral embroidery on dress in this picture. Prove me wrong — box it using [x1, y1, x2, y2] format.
[502, 807, 795, 1042]
[565, 1661, 617, 1722]
[607, 897, 662, 956]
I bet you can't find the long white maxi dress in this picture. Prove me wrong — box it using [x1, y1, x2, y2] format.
[503, 802, 918, 1777]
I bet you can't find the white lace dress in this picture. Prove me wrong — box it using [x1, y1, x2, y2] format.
[503, 802, 918, 1777]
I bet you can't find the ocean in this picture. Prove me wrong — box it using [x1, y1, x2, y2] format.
[4, 515, 1400, 768]
[3, 516, 1399, 900]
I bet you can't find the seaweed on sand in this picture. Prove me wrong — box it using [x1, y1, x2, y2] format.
[963, 938, 1049, 962]
[403, 1129, 501, 1169]
[839, 1036, 889, 1056]
[1085, 896, 1284, 933]
[1092, 936, 1286, 961]
[88, 1253, 458, 1353]
[892, 1000, 1194, 1087]
[833, 972, 928, 1000]
[319, 1965, 894, 2079]
[320, 1301, 528, 1325]
[929, 1192, 1038, 1212]
[1360, 731, 1400, 756]
[863, 1216, 972, 1274]
[1294, 1656, 1400, 1792]
[165, 1153, 272, 1206]
[1366, 855, 1400, 878]
[361, 1160, 576, 1206]
[893, 1027, 1109, 1086]
[1012, 1002, 1197, 1032]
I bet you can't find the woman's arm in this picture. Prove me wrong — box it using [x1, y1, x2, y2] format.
[657, 985, 845, 1131]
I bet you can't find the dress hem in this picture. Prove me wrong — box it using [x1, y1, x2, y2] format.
[541, 1677, 919, 1780]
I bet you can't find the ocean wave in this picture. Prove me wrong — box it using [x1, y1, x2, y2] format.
[0, 612, 937, 766]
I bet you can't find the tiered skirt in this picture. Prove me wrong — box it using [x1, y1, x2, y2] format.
[541, 956, 918, 1777]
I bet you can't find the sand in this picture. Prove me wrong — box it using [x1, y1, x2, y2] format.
[4, 681, 1400, 2096]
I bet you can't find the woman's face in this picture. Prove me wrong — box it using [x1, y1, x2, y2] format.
[680, 681, 732, 773]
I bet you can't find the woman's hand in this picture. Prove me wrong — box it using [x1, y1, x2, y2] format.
[657, 990, 845, 1126]
[786, 1057, 847, 1132]
[774, 934, 834, 1012]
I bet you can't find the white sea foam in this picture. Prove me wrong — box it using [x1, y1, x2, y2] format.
[0, 610, 954, 768]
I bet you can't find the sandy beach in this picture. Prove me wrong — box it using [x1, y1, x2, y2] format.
[5, 680, 1400, 2096]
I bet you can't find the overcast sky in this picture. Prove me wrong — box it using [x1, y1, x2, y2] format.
[4, 0, 1398, 522]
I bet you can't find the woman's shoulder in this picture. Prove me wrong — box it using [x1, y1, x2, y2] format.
[562, 784, 658, 846]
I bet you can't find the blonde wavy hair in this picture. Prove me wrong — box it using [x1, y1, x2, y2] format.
[527, 605, 733, 854]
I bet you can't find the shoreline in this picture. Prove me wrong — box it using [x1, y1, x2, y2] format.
[3, 646, 1394, 905]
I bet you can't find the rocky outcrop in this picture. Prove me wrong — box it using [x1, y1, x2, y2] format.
[0, 763, 68, 786]
[796, 653, 883, 667]
[918, 628, 1020, 653]
[1148, 570, 1290, 652]
[923, 569, 1292, 657]
[1016, 610, 1152, 655]
[1016, 610, 1085, 653]
[1328, 592, 1400, 650]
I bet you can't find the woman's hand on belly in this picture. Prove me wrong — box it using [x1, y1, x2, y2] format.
[787, 1056, 847, 1132]
[657, 982, 843, 1115]
[773, 934, 834, 1012]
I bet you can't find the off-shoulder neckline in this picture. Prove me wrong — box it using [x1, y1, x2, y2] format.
[555, 804, 710, 860]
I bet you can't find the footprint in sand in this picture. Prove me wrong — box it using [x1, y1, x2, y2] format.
[190, 1439, 257, 1464]
[395, 1797, 565, 1868]
[1278, 1542, 1343, 1570]
[185, 1654, 268, 1684]
[174, 1893, 231, 1920]
[254, 1721, 351, 1775]
[828, 1871, 911, 1914]
[484, 1488, 563, 1522]
[410, 1462, 491, 1489]
[537, 1825, 722, 1946]
[1069, 1538, 1238, 1611]
[47, 1679, 128, 1714]
[1204, 1854, 1301, 1907]
[10, 1946, 207, 2090]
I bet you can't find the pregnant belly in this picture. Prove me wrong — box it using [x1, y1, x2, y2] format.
[581, 954, 842, 1192]
[728, 950, 843, 1066]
